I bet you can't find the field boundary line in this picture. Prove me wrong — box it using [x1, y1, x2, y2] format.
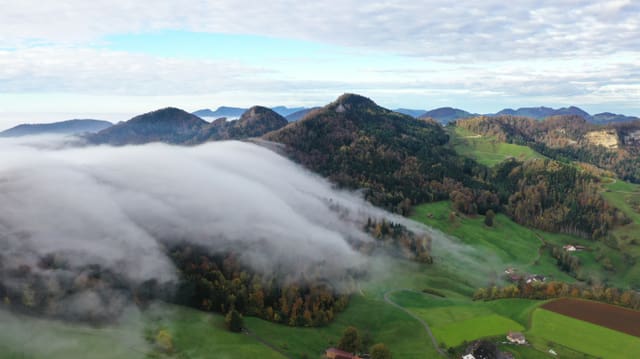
[383, 289, 448, 358]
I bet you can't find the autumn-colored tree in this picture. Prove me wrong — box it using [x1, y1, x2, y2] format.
[448, 212, 456, 223]
[155, 329, 174, 353]
[484, 210, 495, 227]
[370, 343, 392, 359]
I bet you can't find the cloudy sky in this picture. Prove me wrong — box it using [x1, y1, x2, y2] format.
[0, 0, 639, 127]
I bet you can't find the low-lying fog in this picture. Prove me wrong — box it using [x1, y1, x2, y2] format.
[0, 136, 491, 317]
[0, 137, 383, 287]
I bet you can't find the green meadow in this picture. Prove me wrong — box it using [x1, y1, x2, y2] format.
[528, 309, 640, 359]
[602, 180, 640, 288]
[389, 290, 535, 348]
[449, 127, 543, 167]
[0, 305, 285, 359]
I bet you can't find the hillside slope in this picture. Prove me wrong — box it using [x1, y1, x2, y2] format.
[456, 115, 640, 182]
[265, 94, 481, 211]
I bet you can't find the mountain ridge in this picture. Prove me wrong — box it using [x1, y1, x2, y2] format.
[0, 119, 113, 137]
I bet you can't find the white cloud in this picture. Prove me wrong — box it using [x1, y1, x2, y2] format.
[0, 138, 387, 293]
[2, 1, 639, 60]
[0, 47, 272, 95]
[1, 1, 639, 116]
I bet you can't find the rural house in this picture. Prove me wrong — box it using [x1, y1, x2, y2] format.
[325, 347, 361, 359]
[525, 274, 545, 284]
[506, 332, 526, 345]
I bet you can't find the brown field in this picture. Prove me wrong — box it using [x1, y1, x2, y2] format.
[542, 298, 640, 337]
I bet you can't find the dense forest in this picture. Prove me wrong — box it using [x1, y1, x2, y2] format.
[190, 106, 288, 143]
[489, 158, 628, 239]
[266, 95, 627, 241]
[170, 246, 350, 327]
[0, 213, 434, 327]
[265, 94, 485, 212]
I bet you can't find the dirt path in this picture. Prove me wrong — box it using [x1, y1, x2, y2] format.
[383, 289, 448, 358]
[532, 233, 545, 266]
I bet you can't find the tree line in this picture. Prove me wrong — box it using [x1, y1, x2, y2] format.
[474, 281, 640, 311]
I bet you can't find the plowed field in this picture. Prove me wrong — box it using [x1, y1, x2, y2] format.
[542, 298, 640, 337]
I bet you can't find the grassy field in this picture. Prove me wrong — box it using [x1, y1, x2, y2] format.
[527, 309, 640, 359]
[244, 255, 481, 359]
[602, 180, 640, 288]
[389, 290, 535, 348]
[0, 305, 285, 359]
[410, 201, 596, 284]
[449, 127, 543, 167]
[147, 304, 286, 359]
[246, 294, 438, 359]
[410, 200, 640, 288]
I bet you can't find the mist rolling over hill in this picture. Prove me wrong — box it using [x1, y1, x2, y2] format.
[3, 0, 640, 357]
[1, 135, 475, 324]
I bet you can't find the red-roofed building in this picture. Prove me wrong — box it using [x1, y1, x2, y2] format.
[325, 347, 361, 359]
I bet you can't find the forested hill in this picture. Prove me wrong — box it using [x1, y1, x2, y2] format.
[264, 93, 485, 212]
[265, 94, 625, 240]
[456, 115, 640, 182]
[88, 107, 208, 145]
[191, 106, 288, 142]
[87, 106, 288, 145]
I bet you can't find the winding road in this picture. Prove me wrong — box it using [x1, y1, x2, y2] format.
[383, 289, 448, 358]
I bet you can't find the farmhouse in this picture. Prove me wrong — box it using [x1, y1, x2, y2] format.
[506, 332, 526, 345]
[525, 274, 545, 284]
[325, 347, 361, 359]
[563, 244, 586, 252]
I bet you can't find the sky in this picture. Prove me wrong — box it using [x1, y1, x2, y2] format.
[0, 0, 639, 128]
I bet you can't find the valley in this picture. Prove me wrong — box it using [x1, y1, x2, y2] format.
[1, 94, 640, 359]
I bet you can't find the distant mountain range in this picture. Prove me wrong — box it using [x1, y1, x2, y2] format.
[494, 106, 591, 120]
[192, 106, 247, 118]
[190, 104, 638, 126]
[285, 107, 319, 122]
[398, 106, 638, 125]
[87, 106, 288, 145]
[590, 112, 640, 125]
[193, 106, 308, 119]
[3, 100, 638, 143]
[393, 108, 427, 118]
[0, 119, 113, 137]
[420, 107, 476, 124]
